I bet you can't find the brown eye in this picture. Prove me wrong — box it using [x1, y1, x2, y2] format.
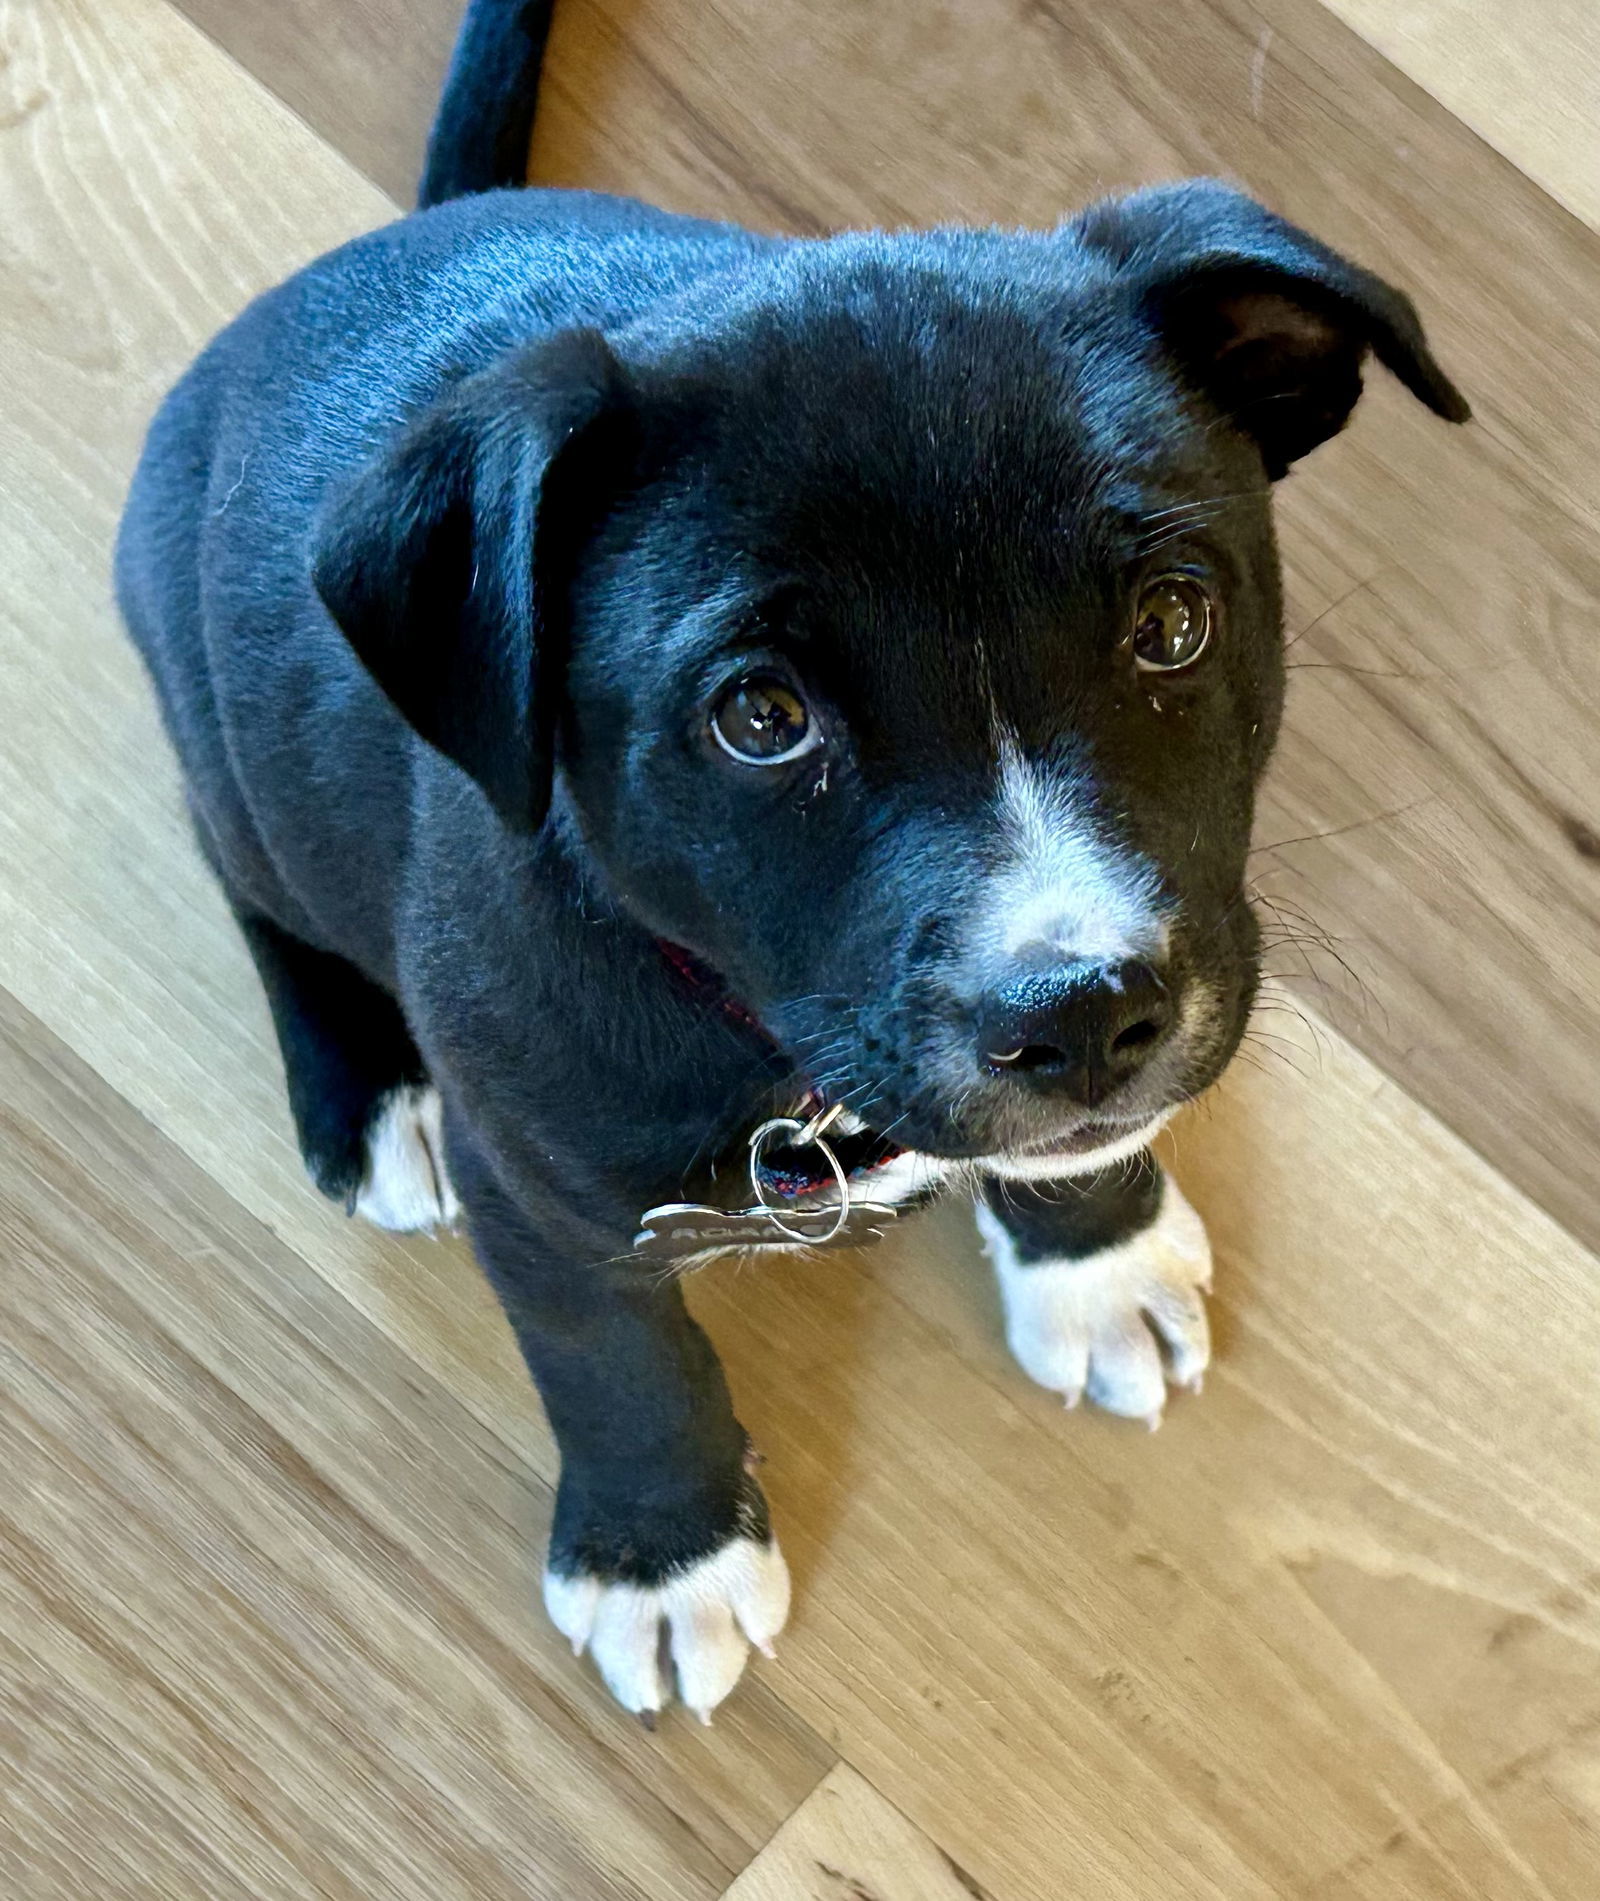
[710, 673, 817, 763]
[1132, 574, 1213, 673]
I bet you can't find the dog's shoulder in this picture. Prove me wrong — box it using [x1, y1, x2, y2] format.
[232, 189, 767, 396]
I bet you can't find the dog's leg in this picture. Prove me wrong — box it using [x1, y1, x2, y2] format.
[452, 1138, 788, 1724]
[974, 1153, 1212, 1426]
[233, 910, 458, 1230]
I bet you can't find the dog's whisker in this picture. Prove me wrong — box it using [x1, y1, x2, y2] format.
[1284, 569, 1393, 653]
[1134, 489, 1259, 526]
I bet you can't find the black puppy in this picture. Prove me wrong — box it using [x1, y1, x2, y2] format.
[116, 0, 1467, 1720]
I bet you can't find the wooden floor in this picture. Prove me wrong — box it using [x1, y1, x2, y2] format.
[2, 0, 1598, 1894]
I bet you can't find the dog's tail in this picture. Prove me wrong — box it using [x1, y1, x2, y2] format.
[418, 0, 557, 210]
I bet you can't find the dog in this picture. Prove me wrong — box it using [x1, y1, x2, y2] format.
[115, 0, 1468, 1722]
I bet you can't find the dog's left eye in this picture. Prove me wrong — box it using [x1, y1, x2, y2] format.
[710, 673, 818, 763]
[1132, 574, 1213, 672]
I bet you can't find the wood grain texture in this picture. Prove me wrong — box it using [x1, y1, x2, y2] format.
[0, 987, 831, 1901]
[168, 0, 457, 204]
[721, 1765, 994, 1901]
[5, 0, 1600, 1895]
[155, 0, 1600, 1272]
[1318, 0, 1600, 235]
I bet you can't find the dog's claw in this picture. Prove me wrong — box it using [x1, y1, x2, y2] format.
[1143, 1411, 1163, 1433]
[636, 1707, 658, 1733]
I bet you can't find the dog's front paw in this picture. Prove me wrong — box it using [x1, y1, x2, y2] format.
[543, 1533, 790, 1724]
[353, 1084, 460, 1232]
[976, 1177, 1212, 1424]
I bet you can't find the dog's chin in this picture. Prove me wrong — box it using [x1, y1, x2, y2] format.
[843, 1057, 1204, 1169]
[835, 1097, 1176, 1178]
[978, 1110, 1176, 1181]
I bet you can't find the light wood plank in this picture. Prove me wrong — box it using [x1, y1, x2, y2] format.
[169, 0, 456, 204]
[721, 1764, 994, 1901]
[1319, 0, 1600, 236]
[1312, 1776, 1598, 1901]
[0, 987, 832, 1900]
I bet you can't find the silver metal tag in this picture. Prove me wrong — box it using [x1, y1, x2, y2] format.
[633, 1102, 901, 1260]
[631, 1198, 901, 1258]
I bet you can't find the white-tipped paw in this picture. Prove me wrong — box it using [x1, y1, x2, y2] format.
[353, 1085, 460, 1232]
[543, 1536, 790, 1724]
[976, 1176, 1212, 1423]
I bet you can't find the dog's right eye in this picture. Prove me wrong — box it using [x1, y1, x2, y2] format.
[1131, 573, 1214, 673]
[710, 673, 818, 764]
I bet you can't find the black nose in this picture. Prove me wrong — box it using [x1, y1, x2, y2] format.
[979, 960, 1173, 1105]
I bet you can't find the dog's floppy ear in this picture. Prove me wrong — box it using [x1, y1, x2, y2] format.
[1074, 180, 1469, 477]
[312, 328, 623, 830]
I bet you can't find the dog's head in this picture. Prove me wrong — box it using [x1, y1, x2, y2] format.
[315, 182, 1465, 1170]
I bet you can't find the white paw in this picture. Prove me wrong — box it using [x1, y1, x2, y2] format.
[543, 1536, 791, 1724]
[354, 1085, 460, 1232]
[975, 1176, 1212, 1424]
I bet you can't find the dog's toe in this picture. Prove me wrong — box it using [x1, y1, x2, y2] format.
[543, 1535, 790, 1723]
[353, 1084, 460, 1232]
[980, 1177, 1213, 1422]
[1083, 1311, 1169, 1418]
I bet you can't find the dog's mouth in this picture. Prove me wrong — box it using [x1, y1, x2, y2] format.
[982, 1109, 1175, 1177]
[1012, 1113, 1162, 1157]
